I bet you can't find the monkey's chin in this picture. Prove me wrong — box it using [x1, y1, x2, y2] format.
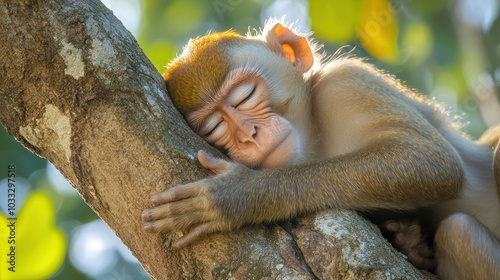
[259, 133, 300, 169]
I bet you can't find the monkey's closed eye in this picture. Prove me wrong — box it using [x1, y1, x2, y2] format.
[228, 82, 257, 109]
[205, 121, 228, 141]
[200, 112, 223, 136]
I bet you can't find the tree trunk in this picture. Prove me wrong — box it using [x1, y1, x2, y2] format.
[0, 0, 433, 279]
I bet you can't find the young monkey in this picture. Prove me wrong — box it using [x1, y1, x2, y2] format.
[142, 20, 500, 279]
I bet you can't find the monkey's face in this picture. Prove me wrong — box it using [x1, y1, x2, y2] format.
[187, 71, 303, 169]
[164, 22, 314, 169]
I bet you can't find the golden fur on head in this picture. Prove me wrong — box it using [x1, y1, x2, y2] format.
[163, 30, 245, 116]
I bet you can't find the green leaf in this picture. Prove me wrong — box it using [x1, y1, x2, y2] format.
[310, 0, 361, 43]
[357, 0, 399, 63]
[401, 21, 433, 65]
[163, 0, 206, 35]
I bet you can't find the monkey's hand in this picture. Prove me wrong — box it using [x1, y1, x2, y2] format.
[381, 218, 436, 270]
[142, 150, 259, 248]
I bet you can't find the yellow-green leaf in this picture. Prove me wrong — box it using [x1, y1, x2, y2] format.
[310, 0, 361, 43]
[357, 0, 399, 63]
[163, 0, 206, 36]
[141, 39, 177, 73]
[0, 192, 66, 280]
[401, 21, 433, 65]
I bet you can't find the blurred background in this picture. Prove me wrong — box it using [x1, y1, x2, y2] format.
[1, 0, 499, 279]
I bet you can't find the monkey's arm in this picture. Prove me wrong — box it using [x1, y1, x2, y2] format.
[143, 135, 464, 248]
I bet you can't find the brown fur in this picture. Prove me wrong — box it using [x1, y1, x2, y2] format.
[164, 30, 244, 115]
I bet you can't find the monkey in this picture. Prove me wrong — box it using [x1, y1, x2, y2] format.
[141, 20, 500, 279]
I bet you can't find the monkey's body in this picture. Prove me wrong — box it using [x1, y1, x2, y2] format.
[144, 21, 500, 279]
[302, 58, 500, 238]
[431, 134, 500, 238]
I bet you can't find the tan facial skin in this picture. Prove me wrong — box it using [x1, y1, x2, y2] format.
[187, 75, 301, 169]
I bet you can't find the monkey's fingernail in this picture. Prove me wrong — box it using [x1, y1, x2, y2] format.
[174, 238, 187, 249]
[144, 223, 154, 232]
[383, 220, 399, 232]
[199, 150, 210, 158]
[141, 210, 150, 221]
[202, 151, 216, 163]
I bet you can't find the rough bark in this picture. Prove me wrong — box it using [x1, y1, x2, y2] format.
[0, 0, 433, 279]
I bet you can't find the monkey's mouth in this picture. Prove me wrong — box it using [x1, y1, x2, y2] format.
[259, 131, 296, 169]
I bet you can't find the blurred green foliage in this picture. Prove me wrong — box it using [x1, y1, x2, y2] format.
[0, 0, 498, 279]
[0, 192, 66, 280]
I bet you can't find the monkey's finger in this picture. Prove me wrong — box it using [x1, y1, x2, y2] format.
[381, 220, 400, 232]
[143, 212, 210, 233]
[416, 243, 435, 258]
[174, 221, 224, 249]
[142, 196, 210, 221]
[152, 182, 208, 204]
[197, 150, 232, 174]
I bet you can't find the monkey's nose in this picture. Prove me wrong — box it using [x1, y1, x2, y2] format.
[236, 124, 258, 143]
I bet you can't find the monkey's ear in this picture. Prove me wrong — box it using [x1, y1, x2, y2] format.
[265, 23, 314, 72]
